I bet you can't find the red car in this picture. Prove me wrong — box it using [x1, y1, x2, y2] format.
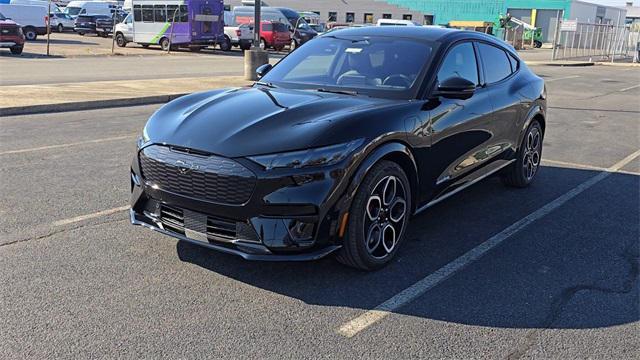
[0, 12, 25, 55]
[255, 21, 291, 51]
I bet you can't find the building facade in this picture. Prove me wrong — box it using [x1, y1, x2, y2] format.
[226, 0, 627, 42]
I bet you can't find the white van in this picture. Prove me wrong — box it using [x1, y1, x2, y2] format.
[64, 1, 117, 18]
[376, 19, 419, 27]
[9, 0, 62, 13]
[0, 4, 47, 40]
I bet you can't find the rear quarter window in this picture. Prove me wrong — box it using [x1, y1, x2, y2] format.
[477, 42, 512, 84]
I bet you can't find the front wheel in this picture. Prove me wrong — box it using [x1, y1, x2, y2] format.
[501, 120, 543, 187]
[336, 160, 412, 271]
[57, 24, 64, 32]
[23, 27, 37, 41]
[10, 45, 23, 55]
[115, 33, 127, 47]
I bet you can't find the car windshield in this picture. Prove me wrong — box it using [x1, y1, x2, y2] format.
[260, 35, 435, 99]
[65, 7, 82, 16]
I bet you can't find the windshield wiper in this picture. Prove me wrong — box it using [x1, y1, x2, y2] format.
[255, 81, 277, 88]
[316, 88, 359, 96]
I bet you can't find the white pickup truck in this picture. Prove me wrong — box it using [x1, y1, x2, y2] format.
[223, 25, 252, 51]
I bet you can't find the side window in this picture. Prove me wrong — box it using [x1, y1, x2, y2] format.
[141, 5, 153, 22]
[133, 5, 142, 22]
[437, 42, 479, 86]
[154, 5, 166, 23]
[477, 43, 512, 84]
[179, 5, 188, 23]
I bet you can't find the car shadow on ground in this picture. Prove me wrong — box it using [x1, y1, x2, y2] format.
[177, 166, 639, 330]
[30, 38, 99, 45]
[0, 51, 64, 58]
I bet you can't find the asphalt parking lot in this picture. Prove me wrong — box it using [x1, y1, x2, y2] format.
[0, 65, 638, 358]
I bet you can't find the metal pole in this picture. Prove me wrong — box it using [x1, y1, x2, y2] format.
[46, 0, 51, 56]
[111, 10, 116, 54]
[551, 9, 562, 60]
[612, 12, 622, 62]
[253, 0, 261, 48]
[168, 7, 178, 54]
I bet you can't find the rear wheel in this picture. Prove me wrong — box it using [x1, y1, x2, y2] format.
[115, 33, 127, 47]
[219, 35, 231, 51]
[501, 120, 543, 188]
[57, 24, 64, 32]
[160, 37, 170, 51]
[23, 27, 37, 41]
[336, 160, 412, 271]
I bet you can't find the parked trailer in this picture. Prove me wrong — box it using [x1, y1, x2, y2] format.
[127, 0, 224, 51]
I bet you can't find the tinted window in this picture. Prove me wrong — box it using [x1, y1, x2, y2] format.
[154, 5, 166, 22]
[262, 23, 272, 31]
[141, 5, 153, 22]
[477, 43, 512, 84]
[179, 5, 188, 22]
[133, 5, 141, 22]
[437, 42, 478, 86]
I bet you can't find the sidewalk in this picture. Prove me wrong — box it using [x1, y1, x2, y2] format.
[0, 76, 251, 117]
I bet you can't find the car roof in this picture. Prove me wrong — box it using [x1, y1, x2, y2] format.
[320, 26, 504, 45]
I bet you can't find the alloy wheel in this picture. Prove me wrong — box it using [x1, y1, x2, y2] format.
[523, 126, 541, 181]
[363, 175, 407, 259]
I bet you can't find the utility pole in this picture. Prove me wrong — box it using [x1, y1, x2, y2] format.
[253, 0, 261, 48]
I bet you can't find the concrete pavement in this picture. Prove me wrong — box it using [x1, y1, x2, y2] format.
[0, 65, 638, 359]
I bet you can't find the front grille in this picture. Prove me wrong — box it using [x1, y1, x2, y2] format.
[0, 27, 19, 36]
[158, 205, 259, 242]
[140, 145, 256, 205]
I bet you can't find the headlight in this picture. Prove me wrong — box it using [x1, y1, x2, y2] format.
[248, 139, 364, 170]
[17, 27, 23, 35]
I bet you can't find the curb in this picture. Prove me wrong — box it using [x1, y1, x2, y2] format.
[0, 94, 188, 117]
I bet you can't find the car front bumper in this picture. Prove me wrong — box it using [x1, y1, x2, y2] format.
[130, 144, 354, 261]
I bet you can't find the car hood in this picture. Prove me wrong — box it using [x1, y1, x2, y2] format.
[143, 86, 397, 158]
[0, 20, 19, 27]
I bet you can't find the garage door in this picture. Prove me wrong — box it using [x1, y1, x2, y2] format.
[535, 9, 561, 43]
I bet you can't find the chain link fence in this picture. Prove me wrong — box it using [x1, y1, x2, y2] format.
[552, 21, 640, 62]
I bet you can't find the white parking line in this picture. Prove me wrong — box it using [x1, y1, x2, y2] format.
[52, 206, 130, 227]
[0, 135, 136, 156]
[337, 148, 640, 338]
[545, 75, 580, 83]
[542, 159, 607, 171]
[619, 84, 640, 92]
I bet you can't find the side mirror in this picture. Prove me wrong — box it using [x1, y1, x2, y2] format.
[433, 77, 477, 100]
[256, 63, 273, 78]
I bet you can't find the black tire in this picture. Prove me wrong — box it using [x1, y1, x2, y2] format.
[259, 38, 266, 50]
[336, 160, 412, 271]
[78, 32, 84, 36]
[141, 43, 150, 48]
[23, 27, 37, 41]
[10, 45, 23, 55]
[239, 43, 251, 51]
[501, 120, 543, 188]
[115, 33, 127, 47]
[57, 24, 64, 32]
[219, 36, 231, 51]
[534, 40, 543, 48]
[160, 37, 170, 51]
[289, 39, 297, 51]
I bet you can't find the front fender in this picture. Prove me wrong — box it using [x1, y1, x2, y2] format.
[332, 141, 419, 227]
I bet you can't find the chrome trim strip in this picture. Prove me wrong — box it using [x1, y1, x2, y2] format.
[415, 160, 516, 215]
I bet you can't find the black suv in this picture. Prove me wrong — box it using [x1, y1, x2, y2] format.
[74, 14, 121, 37]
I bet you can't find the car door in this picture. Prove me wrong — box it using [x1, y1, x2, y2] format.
[475, 42, 525, 160]
[418, 41, 496, 202]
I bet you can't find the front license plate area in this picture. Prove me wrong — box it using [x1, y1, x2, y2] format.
[183, 209, 208, 243]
